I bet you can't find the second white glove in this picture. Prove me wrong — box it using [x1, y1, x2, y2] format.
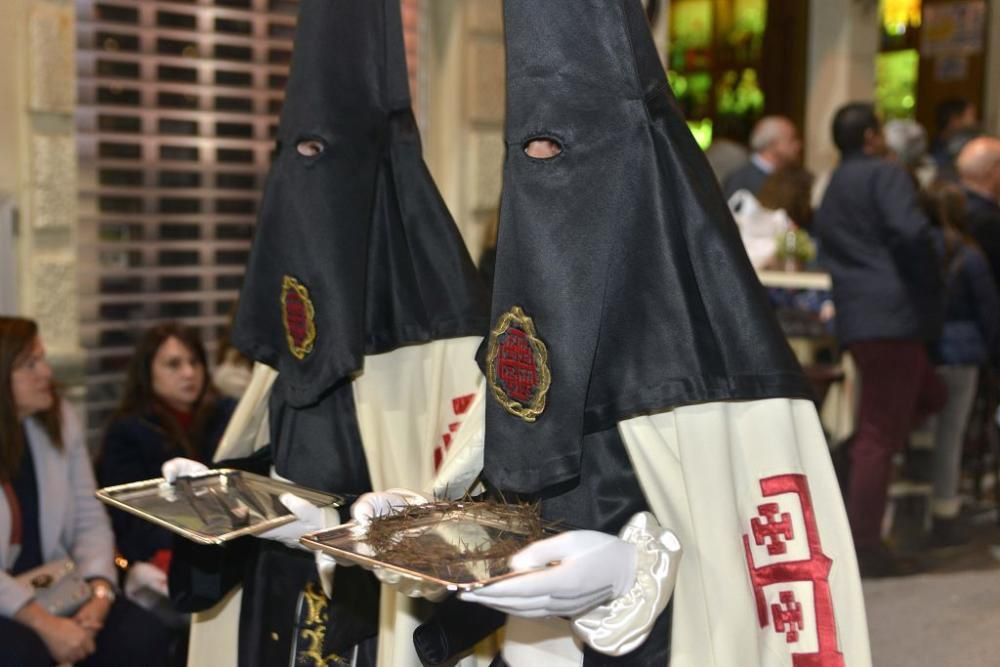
[350, 488, 429, 525]
[257, 493, 341, 552]
[161, 457, 208, 483]
[459, 529, 638, 618]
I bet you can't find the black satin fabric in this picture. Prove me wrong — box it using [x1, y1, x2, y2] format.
[483, 427, 671, 664]
[233, 0, 488, 408]
[412, 597, 507, 666]
[268, 375, 374, 498]
[483, 0, 811, 494]
[238, 541, 379, 667]
[167, 446, 380, 667]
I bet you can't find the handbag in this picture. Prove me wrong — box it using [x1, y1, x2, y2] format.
[14, 559, 93, 617]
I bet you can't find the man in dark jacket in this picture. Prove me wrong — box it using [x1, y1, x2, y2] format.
[813, 102, 946, 576]
[721, 115, 802, 199]
[958, 137, 1000, 286]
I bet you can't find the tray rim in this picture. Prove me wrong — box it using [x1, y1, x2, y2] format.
[96, 468, 343, 545]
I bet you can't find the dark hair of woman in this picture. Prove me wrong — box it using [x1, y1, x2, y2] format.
[757, 166, 816, 229]
[0, 317, 62, 482]
[921, 179, 972, 271]
[109, 322, 220, 460]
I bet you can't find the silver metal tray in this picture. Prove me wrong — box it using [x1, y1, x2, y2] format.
[300, 505, 558, 592]
[96, 469, 343, 545]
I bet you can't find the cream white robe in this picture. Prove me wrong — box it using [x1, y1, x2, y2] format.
[435, 396, 872, 667]
[188, 339, 490, 667]
[351, 337, 497, 667]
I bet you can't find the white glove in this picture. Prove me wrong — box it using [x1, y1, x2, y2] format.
[312, 490, 428, 599]
[124, 561, 169, 609]
[161, 457, 208, 483]
[347, 489, 450, 600]
[460, 529, 638, 618]
[350, 488, 429, 525]
[257, 493, 340, 551]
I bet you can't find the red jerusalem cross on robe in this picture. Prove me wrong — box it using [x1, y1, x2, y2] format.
[742, 474, 844, 667]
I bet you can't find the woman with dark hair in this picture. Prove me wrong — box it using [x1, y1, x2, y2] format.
[921, 181, 1000, 546]
[98, 322, 235, 604]
[0, 316, 168, 666]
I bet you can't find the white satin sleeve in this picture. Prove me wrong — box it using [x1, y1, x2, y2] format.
[571, 511, 682, 656]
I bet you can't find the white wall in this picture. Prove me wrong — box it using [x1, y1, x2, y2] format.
[804, 0, 880, 178]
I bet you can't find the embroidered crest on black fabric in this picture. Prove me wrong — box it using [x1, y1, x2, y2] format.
[487, 306, 551, 422]
[281, 275, 316, 360]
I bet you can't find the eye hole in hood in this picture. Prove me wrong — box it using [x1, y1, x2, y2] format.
[523, 137, 563, 160]
[296, 138, 326, 158]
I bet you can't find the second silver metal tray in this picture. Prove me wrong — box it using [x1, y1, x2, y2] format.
[97, 469, 343, 545]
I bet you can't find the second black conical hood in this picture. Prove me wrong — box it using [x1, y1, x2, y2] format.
[234, 0, 488, 408]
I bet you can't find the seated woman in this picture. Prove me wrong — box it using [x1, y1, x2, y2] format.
[0, 316, 168, 666]
[98, 323, 235, 608]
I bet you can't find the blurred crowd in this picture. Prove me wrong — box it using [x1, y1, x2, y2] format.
[716, 99, 1000, 578]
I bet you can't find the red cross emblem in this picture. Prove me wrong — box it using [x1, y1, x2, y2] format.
[742, 474, 844, 667]
[751, 503, 795, 556]
[487, 306, 551, 422]
[772, 591, 805, 643]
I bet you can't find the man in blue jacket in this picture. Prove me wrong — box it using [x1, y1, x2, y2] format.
[813, 102, 946, 577]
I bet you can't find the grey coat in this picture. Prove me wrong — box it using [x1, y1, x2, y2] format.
[0, 403, 117, 617]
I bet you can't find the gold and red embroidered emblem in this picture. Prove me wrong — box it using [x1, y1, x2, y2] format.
[281, 275, 316, 360]
[487, 306, 551, 422]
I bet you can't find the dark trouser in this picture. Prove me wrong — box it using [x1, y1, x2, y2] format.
[0, 597, 170, 667]
[847, 340, 947, 549]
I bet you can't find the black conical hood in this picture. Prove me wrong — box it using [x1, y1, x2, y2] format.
[483, 0, 810, 494]
[234, 0, 488, 408]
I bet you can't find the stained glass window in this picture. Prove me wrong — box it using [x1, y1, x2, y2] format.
[876, 50, 920, 119]
[876, 0, 922, 119]
[668, 0, 769, 149]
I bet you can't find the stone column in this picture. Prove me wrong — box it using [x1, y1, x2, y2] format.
[984, 0, 1000, 136]
[0, 0, 27, 315]
[423, 0, 505, 261]
[804, 0, 880, 178]
[0, 0, 84, 398]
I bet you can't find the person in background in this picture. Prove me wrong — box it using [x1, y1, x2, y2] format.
[213, 304, 254, 399]
[921, 181, 1000, 547]
[0, 316, 168, 666]
[722, 115, 803, 199]
[704, 136, 750, 185]
[957, 137, 1000, 288]
[98, 323, 235, 614]
[885, 118, 936, 187]
[931, 98, 979, 179]
[757, 165, 815, 231]
[812, 102, 946, 577]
